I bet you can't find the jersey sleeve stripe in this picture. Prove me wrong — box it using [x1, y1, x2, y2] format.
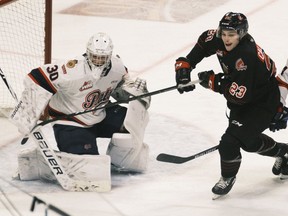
[276, 76, 288, 89]
[28, 67, 57, 94]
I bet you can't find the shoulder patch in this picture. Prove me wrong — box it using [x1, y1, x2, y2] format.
[66, 60, 78, 68]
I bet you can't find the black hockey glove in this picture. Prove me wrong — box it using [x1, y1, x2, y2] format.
[198, 71, 225, 93]
[175, 57, 195, 94]
[269, 105, 288, 132]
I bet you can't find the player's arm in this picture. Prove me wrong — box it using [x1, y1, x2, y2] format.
[270, 59, 288, 132]
[175, 29, 219, 93]
[186, 29, 219, 66]
[276, 59, 288, 106]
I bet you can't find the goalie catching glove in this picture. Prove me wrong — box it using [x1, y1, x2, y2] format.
[121, 77, 151, 109]
[175, 57, 195, 94]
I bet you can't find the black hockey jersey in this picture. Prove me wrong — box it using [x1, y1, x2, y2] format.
[186, 29, 280, 112]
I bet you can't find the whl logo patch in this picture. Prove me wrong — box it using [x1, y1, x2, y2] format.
[79, 80, 93, 91]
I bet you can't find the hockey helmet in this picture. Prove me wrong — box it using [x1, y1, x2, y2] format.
[217, 12, 248, 39]
[86, 32, 113, 77]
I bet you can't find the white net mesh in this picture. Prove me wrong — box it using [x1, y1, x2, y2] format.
[0, 0, 50, 116]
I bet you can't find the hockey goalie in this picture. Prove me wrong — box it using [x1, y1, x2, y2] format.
[9, 32, 151, 192]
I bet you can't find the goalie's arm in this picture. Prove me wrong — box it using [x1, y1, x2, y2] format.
[276, 71, 288, 106]
[28, 67, 58, 94]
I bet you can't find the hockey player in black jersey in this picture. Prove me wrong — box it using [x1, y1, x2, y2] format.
[174, 12, 288, 196]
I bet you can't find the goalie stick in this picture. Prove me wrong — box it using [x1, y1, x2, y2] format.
[21, 79, 200, 144]
[0, 67, 18, 102]
[156, 145, 219, 164]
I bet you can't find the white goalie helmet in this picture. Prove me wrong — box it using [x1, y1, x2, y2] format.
[86, 32, 114, 78]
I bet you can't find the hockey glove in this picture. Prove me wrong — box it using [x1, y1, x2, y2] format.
[175, 57, 195, 94]
[198, 71, 225, 93]
[269, 105, 288, 132]
[122, 78, 151, 109]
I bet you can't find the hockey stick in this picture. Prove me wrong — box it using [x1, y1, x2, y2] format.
[36, 79, 199, 125]
[156, 145, 219, 164]
[0, 67, 18, 102]
[21, 79, 200, 144]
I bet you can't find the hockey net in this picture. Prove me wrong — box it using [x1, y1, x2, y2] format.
[0, 0, 52, 117]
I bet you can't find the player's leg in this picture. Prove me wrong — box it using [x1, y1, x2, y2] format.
[212, 132, 240, 195]
[53, 124, 99, 155]
[213, 107, 276, 195]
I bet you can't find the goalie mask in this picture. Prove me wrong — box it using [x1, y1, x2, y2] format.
[216, 12, 248, 40]
[86, 32, 113, 79]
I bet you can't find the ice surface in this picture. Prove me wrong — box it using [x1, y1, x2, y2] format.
[1, 0, 288, 215]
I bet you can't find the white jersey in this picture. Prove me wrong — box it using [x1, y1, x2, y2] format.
[276, 59, 288, 106]
[28, 55, 128, 126]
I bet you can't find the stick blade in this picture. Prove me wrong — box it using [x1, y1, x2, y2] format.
[156, 153, 188, 164]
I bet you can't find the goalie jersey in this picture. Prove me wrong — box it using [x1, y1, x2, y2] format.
[28, 55, 128, 126]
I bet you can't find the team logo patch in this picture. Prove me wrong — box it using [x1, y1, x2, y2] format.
[66, 60, 78, 68]
[79, 80, 93, 91]
[235, 58, 247, 71]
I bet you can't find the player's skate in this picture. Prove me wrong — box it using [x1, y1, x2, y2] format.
[281, 167, 288, 180]
[272, 154, 288, 180]
[212, 176, 236, 200]
[272, 155, 287, 175]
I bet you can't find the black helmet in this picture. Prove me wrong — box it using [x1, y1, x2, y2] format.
[216, 12, 248, 39]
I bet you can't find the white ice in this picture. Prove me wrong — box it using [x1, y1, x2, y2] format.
[1, 0, 288, 215]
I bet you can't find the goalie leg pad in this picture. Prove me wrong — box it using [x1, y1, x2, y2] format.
[106, 133, 149, 173]
[17, 146, 111, 186]
[17, 124, 111, 191]
[124, 99, 149, 145]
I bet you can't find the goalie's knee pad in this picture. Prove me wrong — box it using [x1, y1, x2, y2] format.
[106, 133, 149, 173]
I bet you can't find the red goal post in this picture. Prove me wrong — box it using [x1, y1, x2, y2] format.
[0, 0, 52, 116]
